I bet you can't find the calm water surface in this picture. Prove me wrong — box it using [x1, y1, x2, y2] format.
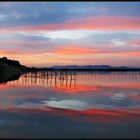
[0, 71, 140, 138]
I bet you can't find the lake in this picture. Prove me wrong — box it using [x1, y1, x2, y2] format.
[0, 71, 140, 138]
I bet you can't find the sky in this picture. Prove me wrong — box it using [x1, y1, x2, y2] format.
[0, 2, 140, 67]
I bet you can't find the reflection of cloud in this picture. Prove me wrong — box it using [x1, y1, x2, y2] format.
[42, 100, 89, 110]
[111, 93, 127, 101]
[111, 39, 126, 47]
[1, 71, 140, 111]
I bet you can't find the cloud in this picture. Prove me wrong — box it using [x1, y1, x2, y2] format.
[42, 99, 89, 110]
[44, 30, 94, 40]
[0, 2, 139, 67]
[14, 32, 51, 41]
[0, 14, 8, 21]
[0, 2, 140, 27]
[0, 31, 140, 67]
[52, 45, 104, 55]
[2, 16, 139, 32]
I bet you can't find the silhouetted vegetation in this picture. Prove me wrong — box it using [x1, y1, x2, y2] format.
[0, 57, 30, 83]
[0, 57, 21, 67]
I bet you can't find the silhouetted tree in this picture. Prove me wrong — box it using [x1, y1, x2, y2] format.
[0, 57, 21, 67]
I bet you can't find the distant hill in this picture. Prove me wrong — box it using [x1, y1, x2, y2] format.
[50, 65, 128, 70]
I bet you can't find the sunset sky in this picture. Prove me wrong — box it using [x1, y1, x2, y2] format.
[0, 2, 140, 67]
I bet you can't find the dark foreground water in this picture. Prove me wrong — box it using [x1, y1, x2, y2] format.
[0, 71, 140, 138]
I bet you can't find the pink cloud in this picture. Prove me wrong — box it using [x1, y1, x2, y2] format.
[0, 16, 140, 32]
[128, 39, 140, 46]
[52, 45, 105, 55]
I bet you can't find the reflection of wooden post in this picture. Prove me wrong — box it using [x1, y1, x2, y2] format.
[70, 71, 72, 80]
[65, 77, 68, 88]
[31, 72, 33, 84]
[46, 71, 48, 86]
[54, 70, 57, 87]
[35, 72, 37, 84]
[24, 75, 27, 83]
[69, 76, 72, 88]
[16, 70, 79, 90]
[27, 73, 29, 82]
[60, 71, 62, 87]
[74, 72, 76, 88]
[65, 70, 68, 88]
[38, 72, 40, 83]
[46, 70, 49, 79]
[42, 72, 45, 85]
[61, 72, 64, 88]
[50, 71, 53, 87]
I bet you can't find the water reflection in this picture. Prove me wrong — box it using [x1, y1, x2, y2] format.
[8, 71, 140, 89]
[20, 71, 77, 89]
[0, 71, 140, 138]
